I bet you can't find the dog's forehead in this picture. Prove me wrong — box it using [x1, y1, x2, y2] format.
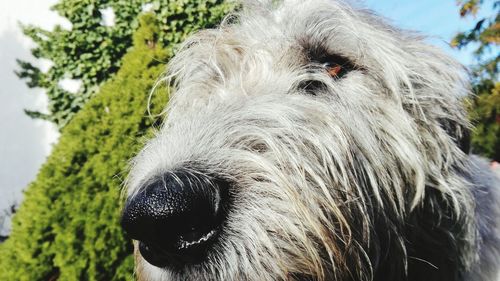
[234, 0, 396, 61]
[270, 1, 366, 30]
[272, 0, 353, 22]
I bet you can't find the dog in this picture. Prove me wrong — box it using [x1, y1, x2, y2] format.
[121, 1, 500, 280]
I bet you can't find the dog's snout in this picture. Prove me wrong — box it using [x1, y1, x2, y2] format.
[121, 171, 229, 268]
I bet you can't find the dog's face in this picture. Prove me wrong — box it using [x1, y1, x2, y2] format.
[121, 1, 470, 280]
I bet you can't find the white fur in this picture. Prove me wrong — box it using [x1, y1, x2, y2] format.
[125, 1, 499, 280]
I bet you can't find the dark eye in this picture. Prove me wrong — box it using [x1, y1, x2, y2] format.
[316, 54, 355, 79]
[299, 45, 358, 95]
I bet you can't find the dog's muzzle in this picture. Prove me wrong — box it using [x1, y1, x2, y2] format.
[121, 171, 229, 268]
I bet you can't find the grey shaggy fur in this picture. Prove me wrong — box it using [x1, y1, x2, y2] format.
[125, 0, 500, 280]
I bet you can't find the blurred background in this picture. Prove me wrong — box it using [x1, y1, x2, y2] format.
[0, 0, 498, 280]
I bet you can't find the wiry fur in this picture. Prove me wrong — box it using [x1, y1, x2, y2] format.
[125, 0, 500, 280]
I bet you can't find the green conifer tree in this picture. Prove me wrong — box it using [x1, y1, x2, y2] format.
[1, 14, 167, 281]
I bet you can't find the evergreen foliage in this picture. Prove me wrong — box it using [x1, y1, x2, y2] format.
[453, 0, 500, 160]
[17, 0, 233, 128]
[1, 0, 233, 279]
[0, 14, 168, 280]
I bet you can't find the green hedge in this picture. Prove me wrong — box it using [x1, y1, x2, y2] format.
[0, 5, 230, 279]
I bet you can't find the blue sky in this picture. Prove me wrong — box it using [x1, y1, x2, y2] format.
[363, 0, 497, 66]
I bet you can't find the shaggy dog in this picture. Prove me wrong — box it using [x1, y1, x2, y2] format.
[121, 0, 500, 280]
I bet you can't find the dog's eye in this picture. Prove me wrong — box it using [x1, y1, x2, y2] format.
[317, 54, 355, 79]
[322, 62, 343, 77]
[300, 48, 357, 94]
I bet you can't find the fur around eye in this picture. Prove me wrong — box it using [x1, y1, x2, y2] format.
[304, 44, 356, 79]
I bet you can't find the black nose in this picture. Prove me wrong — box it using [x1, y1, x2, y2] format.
[121, 171, 229, 268]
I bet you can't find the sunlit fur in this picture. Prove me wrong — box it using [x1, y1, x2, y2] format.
[125, 0, 500, 280]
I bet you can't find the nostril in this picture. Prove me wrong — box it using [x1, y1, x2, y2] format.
[121, 171, 229, 268]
